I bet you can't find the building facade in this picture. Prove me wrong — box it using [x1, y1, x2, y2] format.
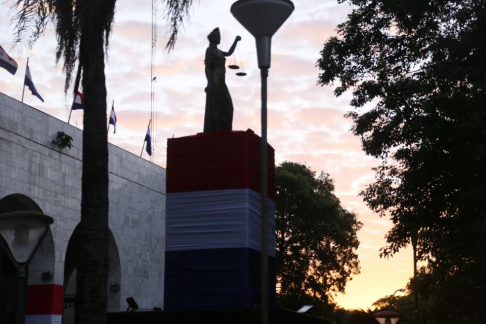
[0, 93, 166, 323]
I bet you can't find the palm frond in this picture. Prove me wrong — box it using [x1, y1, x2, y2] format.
[10, 0, 117, 93]
[10, 0, 54, 48]
[162, 0, 196, 51]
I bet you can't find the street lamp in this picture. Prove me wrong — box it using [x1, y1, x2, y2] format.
[231, 1, 294, 324]
[393, 288, 406, 299]
[393, 288, 406, 296]
[374, 310, 402, 324]
[0, 211, 54, 324]
[391, 288, 406, 309]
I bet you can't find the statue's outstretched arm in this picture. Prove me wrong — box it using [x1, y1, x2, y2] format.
[222, 36, 241, 56]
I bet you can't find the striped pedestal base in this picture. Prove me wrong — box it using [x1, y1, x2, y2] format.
[165, 248, 276, 310]
[26, 315, 62, 324]
[165, 131, 276, 311]
[26, 284, 63, 324]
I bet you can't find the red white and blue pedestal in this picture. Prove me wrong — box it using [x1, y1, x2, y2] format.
[26, 284, 63, 323]
[164, 130, 276, 310]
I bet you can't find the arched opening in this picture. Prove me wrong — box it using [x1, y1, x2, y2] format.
[0, 193, 56, 324]
[0, 194, 43, 215]
[62, 225, 121, 324]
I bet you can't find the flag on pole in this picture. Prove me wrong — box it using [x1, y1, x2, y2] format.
[109, 103, 117, 133]
[145, 126, 152, 156]
[24, 62, 44, 102]
[72, 91, 83, 110]
[0, 46, 18, 75]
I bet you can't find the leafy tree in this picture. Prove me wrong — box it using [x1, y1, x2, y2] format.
[330, 307, 352, 324]
[276, 162, 362, 315]
[317, 0, 486, 322]
[372, 293, 415, 324]
[342, 309, 377, 324]
[10, 0, 195, 323]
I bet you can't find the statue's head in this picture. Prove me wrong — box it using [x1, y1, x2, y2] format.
[208, 28, 221, 45]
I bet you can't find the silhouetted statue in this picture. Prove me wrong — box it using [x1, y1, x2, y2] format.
[204, 28, 241, 132]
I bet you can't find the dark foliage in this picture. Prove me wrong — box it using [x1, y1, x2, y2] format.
[342, 309, 376, 324]
[317, 0, 486, 322]
[372, 292, 416, 324]
[163, 0, 196, 50]
[52, 131, 74, 149]
[276, 162, 361, 316]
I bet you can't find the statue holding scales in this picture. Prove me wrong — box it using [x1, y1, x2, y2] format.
[204, 28, 241, 132]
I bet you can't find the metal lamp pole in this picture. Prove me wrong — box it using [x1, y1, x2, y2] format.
[411, 233, 419, 324]
[260, 65, 269, 323]
[231, 1, 294, 323]
[392, 288, 406, 308]
[16, 264, 28, 324]
[393, 288, 406, 297]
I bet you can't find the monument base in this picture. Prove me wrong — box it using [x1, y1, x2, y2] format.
[165, 130, 276, 311]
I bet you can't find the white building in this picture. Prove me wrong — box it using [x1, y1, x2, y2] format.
[0, 92, 166, 323]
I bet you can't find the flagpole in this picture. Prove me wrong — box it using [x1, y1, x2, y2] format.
[140, 142, 146, 158]
[68, 65, 82, 124]
[67, 107, 73, 124]
[21, 57, 28, 103]
[68, 96, 76, 124]
[107, 100, 114, 134]
[140, 119, 152, 157]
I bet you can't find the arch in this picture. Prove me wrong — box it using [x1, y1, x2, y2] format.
[0, 193, 43, 214]
[62, 224, 121, 324]
[0, 193, 57, 323]
[0, 194, 56, 283]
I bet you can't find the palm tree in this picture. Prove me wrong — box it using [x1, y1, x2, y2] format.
[12, 1, 116, 322]
[10, 0, 195, 323]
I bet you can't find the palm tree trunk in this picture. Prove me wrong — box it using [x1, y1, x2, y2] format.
[75, 16, 109, 324]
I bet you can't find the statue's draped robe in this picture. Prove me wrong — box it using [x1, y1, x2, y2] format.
[204, 47, 234, 132]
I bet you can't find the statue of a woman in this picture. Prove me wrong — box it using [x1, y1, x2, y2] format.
[204, 28, 241, 132]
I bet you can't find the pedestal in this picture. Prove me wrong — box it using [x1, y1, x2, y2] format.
[26, 284, 63, 323]
[164, 130, 276, 310]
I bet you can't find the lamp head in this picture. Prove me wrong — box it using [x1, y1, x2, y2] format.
[0, 211, 53, 265]
[231, 0, 294, 68]
[374, 310, 401, 324]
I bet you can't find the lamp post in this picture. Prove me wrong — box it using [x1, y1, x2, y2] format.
[374, 310, 402, 324]
[411, 232, 419, 324]
[0, 211, 54, 324]
[392, 288, 406, 309]
[393, 288, 406, 297]
[231, 1, 294, 323]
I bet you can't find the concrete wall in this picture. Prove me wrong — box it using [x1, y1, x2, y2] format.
[0, 92, 166, 312]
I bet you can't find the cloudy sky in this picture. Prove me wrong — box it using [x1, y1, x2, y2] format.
[0, 0, 414, 309]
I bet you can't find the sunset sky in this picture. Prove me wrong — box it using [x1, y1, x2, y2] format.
[0, 0, 413, 310]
